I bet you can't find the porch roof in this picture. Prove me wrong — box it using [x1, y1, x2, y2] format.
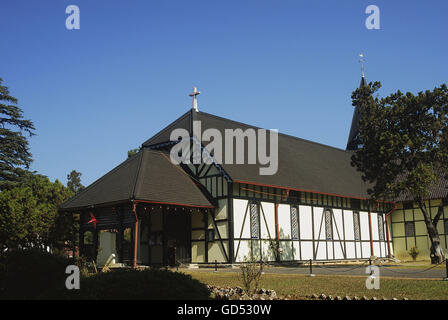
[60, 149, 214, 211]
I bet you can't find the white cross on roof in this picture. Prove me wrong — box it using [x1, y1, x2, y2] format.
[189, 87, 200, 112]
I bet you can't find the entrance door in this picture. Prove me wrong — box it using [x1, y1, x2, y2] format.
[142, 207, 192, 266]
[164, 211, 191, 265]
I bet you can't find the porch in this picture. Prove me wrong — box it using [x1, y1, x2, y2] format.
[59, 149, 215, 268]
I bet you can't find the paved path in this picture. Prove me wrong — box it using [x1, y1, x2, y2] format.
[186, 264, 447, 280]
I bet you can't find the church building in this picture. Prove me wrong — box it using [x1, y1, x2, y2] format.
[60, 76, 448, 267]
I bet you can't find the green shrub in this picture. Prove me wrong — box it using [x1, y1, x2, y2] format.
[408, 246, 420, 261]
[238, 255, 263, 295]
[50, 269, 211, 300]
[0, 249, 73, 299]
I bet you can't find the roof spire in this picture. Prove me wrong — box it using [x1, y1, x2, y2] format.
[346, 54, 368, 151]
[359, 53, 365, 78]
[189, 87, 200, 112]
[359, 53, 368, 88]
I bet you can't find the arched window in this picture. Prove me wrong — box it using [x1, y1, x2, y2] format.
[324, 209, 333, 240]
[378, 214, 385, 241]
[353, 211, 361, 241]
[290, 206, 299, 240]
[249, 201, 260, 239]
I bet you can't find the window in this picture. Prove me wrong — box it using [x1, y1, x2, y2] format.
[405, 222, 415, 237]
[291, 206, 299, 240]
[444, 219, 448, 235]
[123, 227, 132, 243]
[83, 231, 95, 260]
[324, 209, 333, 240]
[351, 199, 361, 210]
[289, 190, 301, 201]
[378, 214, 385, 241]
[84, 231, 93, 245]
[353, 211, 361, 240]
[250, 202, 260, 239]
[403, 201, 413, 210]
[207, 229, 215, 242]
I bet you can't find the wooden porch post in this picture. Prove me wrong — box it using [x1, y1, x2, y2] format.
[162, 205, 167, 266]
[227, 181, 234, 264]
[78, 212, 85, 258]
[148, 206, 152, 265]
[204, 210, 209, 263]
[93, 228, 99, 263]
[116, 206, 123, 263]
[132, 202, 139, 269]
[385, 213, 392, 257]
[72, 212, 77, 259]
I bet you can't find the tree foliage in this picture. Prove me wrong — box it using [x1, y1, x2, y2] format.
[0, 78, 35, 190]
[0, 174, 74, 252]
[0, 78, 76, 255]
[67, 170, 84, 194]
[351, 82, 448, 263]
[127, 148, 140, 158]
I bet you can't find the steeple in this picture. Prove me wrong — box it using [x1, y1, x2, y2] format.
[359, 74, 367, 88]
[346, 54, 368, 151]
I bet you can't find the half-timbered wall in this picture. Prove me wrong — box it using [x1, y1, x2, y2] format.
[184, 159, 231, 264]
[232, 183, 392, 262]
[190, 199, 230, 263]
[391, 199, 448, 260]
[185, 162, 228, 199]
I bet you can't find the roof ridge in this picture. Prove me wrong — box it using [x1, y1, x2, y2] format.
[197, 111, 350, 154]
[142, 110, 191, 146]
[131, 149, 146, 199]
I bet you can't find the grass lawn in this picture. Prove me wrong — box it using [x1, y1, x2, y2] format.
[381, 261, 446, 269]
[183, 271, 448, 300]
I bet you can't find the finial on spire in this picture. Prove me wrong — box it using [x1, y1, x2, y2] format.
[189, 87, 200, 112]
[359, 53, 365, 78]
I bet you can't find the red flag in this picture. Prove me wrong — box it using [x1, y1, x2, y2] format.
[88, 212, 97, 229]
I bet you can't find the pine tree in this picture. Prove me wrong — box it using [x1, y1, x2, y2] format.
[67, 170, 85, 194]
[0, 78, 35, 190]
[351, 82, 448, 263]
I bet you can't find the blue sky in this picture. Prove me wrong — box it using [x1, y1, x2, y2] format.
[1, 0, 447, 186]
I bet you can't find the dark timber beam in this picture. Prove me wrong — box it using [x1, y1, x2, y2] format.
[227, 181, 234, 264]
[274, 202, 280, 262]
[204, 210, 208, 263]
[132, 202, 139, 268]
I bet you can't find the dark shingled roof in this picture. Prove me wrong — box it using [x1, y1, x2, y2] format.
[143, 110, 373, 199]
[143, 110, 191, 146]
[60, 149, 213, 211]
[395, 175, 448, 202]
